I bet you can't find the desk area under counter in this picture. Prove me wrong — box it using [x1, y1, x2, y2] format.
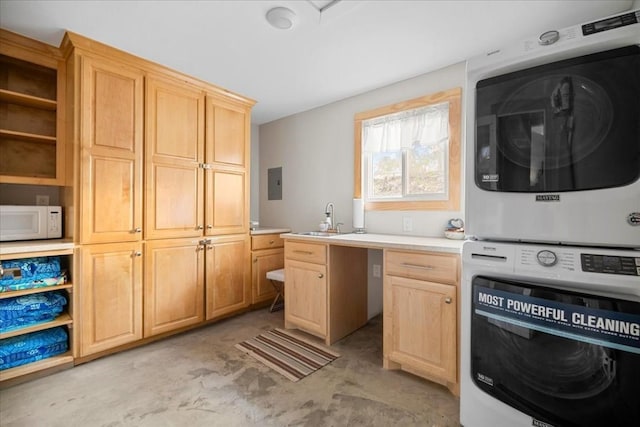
[249, 228, 290, 307]
[280, 232, 464, 395]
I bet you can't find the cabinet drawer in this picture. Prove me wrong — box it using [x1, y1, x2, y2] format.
[385, 250, 458, 284]
[252, 234, 284, 250]
[285, 241, 327, 264]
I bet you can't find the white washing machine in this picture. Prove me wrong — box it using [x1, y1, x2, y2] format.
[460, 240, 640, 427]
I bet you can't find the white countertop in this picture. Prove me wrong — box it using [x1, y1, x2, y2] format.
[250, 227, 291, 235]
[0, 239, 75, 256]
[281, 232, 465, 254]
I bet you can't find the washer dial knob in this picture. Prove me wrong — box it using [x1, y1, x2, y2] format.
[539, 30, 560, 45]
[537, 250, 558, 267]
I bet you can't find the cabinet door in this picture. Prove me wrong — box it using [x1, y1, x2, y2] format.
[79, 55, 144, 243]
[205, 169, 246, 235]
[144, 238, 204, 336]
[206, 95, 249, 168]
[252, 248, 284, 305]
[79, 242, 143, 356]
[145, 75, 204, 239]
[385, 275, 456, 383]
[285, 259, 327, 337]
[205, 236, 250, 319]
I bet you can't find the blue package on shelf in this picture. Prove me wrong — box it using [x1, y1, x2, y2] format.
[0, 256, 65, 292]
[0, 327, 69, 370]
[0, 292, 67, 332]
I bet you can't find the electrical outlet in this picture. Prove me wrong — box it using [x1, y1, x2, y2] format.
[402, 217, 413, 232]
[36, 195, 49, 206]
[373, 264, 381, 278]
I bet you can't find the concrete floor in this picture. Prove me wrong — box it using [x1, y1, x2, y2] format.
[0, 309, 460, 427]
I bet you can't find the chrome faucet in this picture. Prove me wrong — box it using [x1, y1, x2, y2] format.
[325, 202, 335, 231]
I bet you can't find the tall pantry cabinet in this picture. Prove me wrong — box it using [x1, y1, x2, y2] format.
[61, 32, 254, 361]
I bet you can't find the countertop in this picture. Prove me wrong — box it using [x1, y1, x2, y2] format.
[280, 232, 465, 254]
[0, 239, 75, 256]
[250, 227, 291, 235]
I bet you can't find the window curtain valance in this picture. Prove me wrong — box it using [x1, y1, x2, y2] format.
[362, 102, 449, 153]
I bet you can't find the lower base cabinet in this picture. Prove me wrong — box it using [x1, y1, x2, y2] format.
[78, 242, 143, 356]
[285, 258, 328, 337]
[383, 249, 460, 395]
[144, 238, 204, 337]
[206, 235, 250, 319]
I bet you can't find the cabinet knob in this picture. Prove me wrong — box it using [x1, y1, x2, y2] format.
[133, 227, 142, 233]
[197, 225, 204, 230]
[207, 225, 213, 229]
[269, 240, 275, 244]
[318, 273, 324, 279]
[133, 251, 142, 257]
[444, 297, 452, 304]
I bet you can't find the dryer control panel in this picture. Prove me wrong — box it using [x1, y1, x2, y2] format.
[581, 254, 640, 276]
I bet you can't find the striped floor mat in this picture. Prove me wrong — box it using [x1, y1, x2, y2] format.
[235, 328, 340, 382]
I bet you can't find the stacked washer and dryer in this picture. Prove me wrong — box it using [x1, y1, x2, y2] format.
[461, 10, 640, 427]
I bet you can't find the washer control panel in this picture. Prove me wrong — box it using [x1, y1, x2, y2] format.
[581, 254, 640, 276]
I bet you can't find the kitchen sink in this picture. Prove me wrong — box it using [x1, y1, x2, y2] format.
[294, 231, 342, 237]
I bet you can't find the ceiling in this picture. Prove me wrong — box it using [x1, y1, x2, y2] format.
[0, 0, 633, 124]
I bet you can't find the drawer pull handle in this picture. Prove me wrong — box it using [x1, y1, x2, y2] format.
[318, 273, 324, 279]
[269, 240, 275, 244]
[445, 297, 452, 304]
[294, 250, 313, 255]
[402, 263, 434, 270]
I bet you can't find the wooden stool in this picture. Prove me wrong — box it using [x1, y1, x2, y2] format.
[266, 268, 285, 312]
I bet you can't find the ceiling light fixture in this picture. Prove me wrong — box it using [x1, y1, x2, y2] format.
[266, 7, 297, 30]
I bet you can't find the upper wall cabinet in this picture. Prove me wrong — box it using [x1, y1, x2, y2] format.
[77, 54, 144, 244]
[145, 74, 205, 240]
[206, 95, 248, 168]
[204, 94, 251, 236]
[0, 29, 66, 185]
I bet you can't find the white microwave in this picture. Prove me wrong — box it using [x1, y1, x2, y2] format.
[0, 205, 62, 241]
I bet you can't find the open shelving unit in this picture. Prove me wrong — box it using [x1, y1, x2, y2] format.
[0, 30, 65, 185]
[0, 247, 74, 386]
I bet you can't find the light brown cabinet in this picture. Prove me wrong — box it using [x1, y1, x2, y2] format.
[284, 240, 368, 345]
[285, 241, 328, 337]
[383, 249, 459, 395]
[143, 238, 205, 337]
[77, 54, 144, 244]
[285, 257, 328, 337]
[251, 233, 284, 305]
[145, 74, 205, 240]
[205, 235, 250, 319]
[0, 29, 66, 185]
[78, 242, 142, 356]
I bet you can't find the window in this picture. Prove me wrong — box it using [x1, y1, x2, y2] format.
[354, 87, 461, 210]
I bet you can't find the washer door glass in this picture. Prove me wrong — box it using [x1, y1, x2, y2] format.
[470, 276, 640, 426]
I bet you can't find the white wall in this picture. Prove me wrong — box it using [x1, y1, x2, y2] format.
[259, 61, 466, 235]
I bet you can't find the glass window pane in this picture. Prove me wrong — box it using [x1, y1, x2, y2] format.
[407, 142, 446, 195]
[371, 151, 402, 198]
